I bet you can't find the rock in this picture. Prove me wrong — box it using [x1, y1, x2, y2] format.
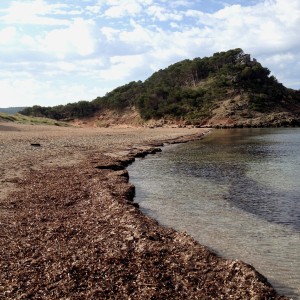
[95, 164, 124, 171]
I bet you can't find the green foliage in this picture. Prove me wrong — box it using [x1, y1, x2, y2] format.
[249, 93, 270, 112]
[0, 112, 69, 126]
[0, 112, 16, 122]
[20, 101, 97, 120]
[20, 48, 299, 122]
[93, 81, 143, 111]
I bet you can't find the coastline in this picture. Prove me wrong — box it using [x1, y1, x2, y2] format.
[0, 123, 288, 299]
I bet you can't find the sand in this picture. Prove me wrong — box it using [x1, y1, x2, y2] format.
[0, 122, 288, 299]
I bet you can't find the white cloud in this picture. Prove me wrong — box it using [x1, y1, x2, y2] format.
[40, 18, 96, 58]
[104, 6, 124, 18]
[0, 0, 71, 26]
[0, 77, 47, 107]
[105, 0, 300, 89]
[0, 75, 101, 107]
[0, 0, 300, 108]
[105, 0, 153, 6]
[119, 20, 152, 45]
[86, 4, 102, 14]
[56, 61, 76, 72]
[259, 51, 300, 87]
[20, 35, 36, 47]
[101, 27, 121, 41]
[170, 1, 191, 8]
[273, 0, 300, 24]
[104, 1, 142, 18]
[147, 5, 183, 21]
[184, 0, 300, 57]
[170, 22, 180, 29]
[0, 27, 17, 44]
[264, 53, 295, 65]
[99, 54, 145, 80]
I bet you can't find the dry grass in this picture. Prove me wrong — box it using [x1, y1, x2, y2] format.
[0, 112, 69, 126]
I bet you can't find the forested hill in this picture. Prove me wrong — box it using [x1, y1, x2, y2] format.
[20, 48, 300, 127]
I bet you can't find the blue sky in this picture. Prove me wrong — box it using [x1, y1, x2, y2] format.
[0, 0, 299, 107]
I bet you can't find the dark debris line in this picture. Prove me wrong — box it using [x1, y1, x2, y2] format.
[0, 137, 288, 299]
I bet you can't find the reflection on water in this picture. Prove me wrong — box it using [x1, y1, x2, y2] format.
[128, 128, 300, 300]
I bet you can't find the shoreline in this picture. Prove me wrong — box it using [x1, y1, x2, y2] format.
[0, 123, 288, 299]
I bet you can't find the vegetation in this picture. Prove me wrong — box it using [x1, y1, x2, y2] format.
[0, 112, 69, 126]
[20, 48, 300, 124]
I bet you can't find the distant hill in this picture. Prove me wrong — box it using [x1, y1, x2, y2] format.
[0, 107, 27, 114]
[20, 48, 300, 127]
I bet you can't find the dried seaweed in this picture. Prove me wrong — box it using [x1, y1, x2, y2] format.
[0, 129, 288, 299]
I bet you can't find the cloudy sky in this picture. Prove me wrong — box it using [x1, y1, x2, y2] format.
[0, 0, 299, 108]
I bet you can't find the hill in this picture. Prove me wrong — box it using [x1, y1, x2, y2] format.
[0, 107, 27, 114]
[0, 112, 69, 126]
[20, 48, 300, 127]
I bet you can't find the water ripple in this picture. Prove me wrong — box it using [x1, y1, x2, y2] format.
[128, 128, 300, 299]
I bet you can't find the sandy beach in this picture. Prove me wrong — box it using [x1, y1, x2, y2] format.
[0, 122, 288, 299]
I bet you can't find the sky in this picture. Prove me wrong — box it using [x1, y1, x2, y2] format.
[0, 0, 299, 108]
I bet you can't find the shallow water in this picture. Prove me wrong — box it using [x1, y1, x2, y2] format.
[128, 128, 300, 299]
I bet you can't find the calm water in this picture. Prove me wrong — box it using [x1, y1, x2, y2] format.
[128, 128, 300, 299]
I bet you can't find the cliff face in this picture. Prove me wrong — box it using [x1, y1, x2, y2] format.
[201, 93, 300, 128]
[20, 49, 300, 127]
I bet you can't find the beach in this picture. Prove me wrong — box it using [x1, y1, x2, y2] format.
[0, 122, 288, 299]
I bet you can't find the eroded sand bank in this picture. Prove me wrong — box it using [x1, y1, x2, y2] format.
[0, 123, 288, 299]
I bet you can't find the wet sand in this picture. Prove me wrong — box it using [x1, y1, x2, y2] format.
[0, 122, 288, 299]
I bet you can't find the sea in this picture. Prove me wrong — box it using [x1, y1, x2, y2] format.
[127, 128, 300, 300]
